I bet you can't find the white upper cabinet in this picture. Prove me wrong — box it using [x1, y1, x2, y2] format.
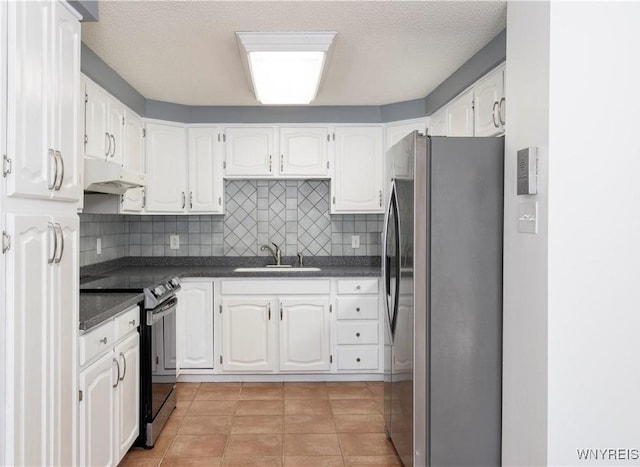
[145, 122, 188, 213]
[279, 127, 329, 177]
[446, 89, 475, 136]
[474, 65, 505, 136]
[279, 298, 331, 372]
[188, 128, 224, 214]
[428, 109, 446, 137]
[224, 127, 275, 177]
[331, 126, 384, 214]
[385, 121, 427, 181]
[83, 78, 125, 165]
[121, 110, 145, 212]
[5, 1, 81, 202]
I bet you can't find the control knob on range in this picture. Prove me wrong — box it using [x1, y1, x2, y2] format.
[170, 278, 181, 288]
[153, 285, 165, 297]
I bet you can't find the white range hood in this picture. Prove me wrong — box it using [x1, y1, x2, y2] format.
[83, 158, 146, 195]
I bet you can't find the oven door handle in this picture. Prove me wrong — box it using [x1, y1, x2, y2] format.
[147, 296, 178, 326]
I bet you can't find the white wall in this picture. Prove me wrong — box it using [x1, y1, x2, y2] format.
[504, 1, 640, 465]
[502, 2, 550, 465]
[546, 2, 640, 465]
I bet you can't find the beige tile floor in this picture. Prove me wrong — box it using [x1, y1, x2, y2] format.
[120, 381, 402, 467]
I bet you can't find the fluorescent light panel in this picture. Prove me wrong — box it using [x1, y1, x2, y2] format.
[237, 32, 336, 105]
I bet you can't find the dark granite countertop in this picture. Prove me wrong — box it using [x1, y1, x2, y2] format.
[79, 292, 144, 333]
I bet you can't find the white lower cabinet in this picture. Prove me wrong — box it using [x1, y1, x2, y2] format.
[178, 280, 214, 369]
[78, 306, 140, 467]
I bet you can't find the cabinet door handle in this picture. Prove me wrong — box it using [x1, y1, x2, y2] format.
[356, 332, 360, 337]
[110, 134, 116, 158]
[54, 150, 64, 190]
[280, 302, 283, 320]
[268, 303, 271, 320]
[492, 102, 499, 128]
[356, 285, 361, 290]
[141, 188, 146, 209]
[181, 192, 186, 209]
[105, 132, 111, 158]
[379, 190, 382, 207]
[47, 222, 57, 264]
[113, 358, 120, 388]
[119, 352, 127, 381]
[499, 97, 506, 126]
[356, 357, 361, 362]
[48, 149, 57, 190]
[54, 223, 63, 263]
[99, 337, 108, 345]
[269, 154, 272, 172]
[218, 196, 222, 206]
[280, 154, 284, 172]
[129, 319, 136, 327]
[356, 307, 360, 312]
[189, 191, 193, 209]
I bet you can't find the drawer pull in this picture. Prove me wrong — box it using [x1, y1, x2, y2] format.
[356, 332, 361, 337]
[356, 285, 361, 290]
[356, 358, 361, 362]
[356, 307, 360, 312]
[129, 319, 136, 326]
[99, 337, 108, 344]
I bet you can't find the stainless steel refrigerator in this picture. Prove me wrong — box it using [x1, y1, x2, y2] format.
[383, 132, 503, 466]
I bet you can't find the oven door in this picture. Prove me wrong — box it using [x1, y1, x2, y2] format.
[142, 296, 177, 447]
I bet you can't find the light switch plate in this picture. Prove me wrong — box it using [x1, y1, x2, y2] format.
[169, 235, 180, 250]
[518, 201, 538, 234]
[351, 235, 360, 249]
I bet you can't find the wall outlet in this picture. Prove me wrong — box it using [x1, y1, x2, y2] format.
[351, 235, 360, 249]
[169, 235, 180, 250]
[96, 238, 102, 255]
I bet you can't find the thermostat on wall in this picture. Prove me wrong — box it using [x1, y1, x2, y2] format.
[517, 147, 538, 195]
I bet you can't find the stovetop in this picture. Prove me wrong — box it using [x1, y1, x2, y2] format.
[80, 273, 175, 291]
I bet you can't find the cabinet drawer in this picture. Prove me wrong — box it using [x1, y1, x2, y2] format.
[79, 320, 115, 367]
[114, 306, 140, 341]
[337, 279, 378, 295]
[337, 346, 379, 370]
[336, 296, 379, 320]
[337, 322, 379, 345]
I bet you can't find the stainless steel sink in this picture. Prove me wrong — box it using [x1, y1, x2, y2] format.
[233, 266, 321, 272]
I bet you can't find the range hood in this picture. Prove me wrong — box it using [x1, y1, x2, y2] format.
[83, 158, 146, 195]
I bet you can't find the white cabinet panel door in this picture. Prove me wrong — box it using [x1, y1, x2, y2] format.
[179, 281, 214, 369]
[83, 78, 110, 161]
[4, 215, 51, 466]
[222, 297, 275, 372]
[79, 352, 117, 467]
[124, 109, 144, 173]
[279, 298, 330, 372]
[331, 127, 384, 213]
[224, 127, 275, 177]
[385, 122, 426, 181]
[115, 332, 140, 463]
[51, 1, 81, 202]
[428, 109, 446, 137]
[188, 128, 224, 213]
[121, 187, 145, 213]
[474, 68, 504, 137]
[107, 100, 125, 166]
[446, 89, 474, 137]
[279, 127, 329, 177]
[6, 1, 53, 200]
[145, 122, 187, 212]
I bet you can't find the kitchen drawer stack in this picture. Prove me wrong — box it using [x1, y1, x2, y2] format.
[335, 278, 380, 371]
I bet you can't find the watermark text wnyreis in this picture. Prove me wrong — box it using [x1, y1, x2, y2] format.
[576, 448, 639, 461]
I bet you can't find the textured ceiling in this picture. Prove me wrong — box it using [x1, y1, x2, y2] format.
[82, 1, 506, 106]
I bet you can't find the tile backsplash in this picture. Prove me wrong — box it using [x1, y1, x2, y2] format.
[80, 180, 383, 267]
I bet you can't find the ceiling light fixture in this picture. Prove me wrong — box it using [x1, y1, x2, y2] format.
[236, 32, 336, 105]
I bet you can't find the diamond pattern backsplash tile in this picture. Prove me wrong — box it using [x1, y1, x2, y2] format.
[224, 180, 258, 256]
[298, 180, 331, 256]
[80, 180, 382, 265]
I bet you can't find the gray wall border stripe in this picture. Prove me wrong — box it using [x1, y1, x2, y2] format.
[80, 29, 505, 124]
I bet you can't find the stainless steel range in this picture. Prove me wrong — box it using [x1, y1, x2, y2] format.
[81, 273, 182, 448]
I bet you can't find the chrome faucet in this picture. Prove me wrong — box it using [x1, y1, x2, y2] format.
[260, 242, 282, 266]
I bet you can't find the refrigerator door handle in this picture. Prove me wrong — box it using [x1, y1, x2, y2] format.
[382, 181, 393, 337]
[390, 191, 401, 338]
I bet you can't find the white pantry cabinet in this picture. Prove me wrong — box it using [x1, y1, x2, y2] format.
[177, 280, 215, 369]
[331, 126, 384, 214]
[3, 213, 79, 467]
[145, 122, 188, 212]
[224, 127, 275, 177]
[78, 306, 140, 467]
[279, 127, 329, 177]
[474, 65, 506, 136]
[188, 128, 225, 214]
[84, 78, 125, 166]
[446, 89, 475, 137]
[5, 0, 82, 202]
